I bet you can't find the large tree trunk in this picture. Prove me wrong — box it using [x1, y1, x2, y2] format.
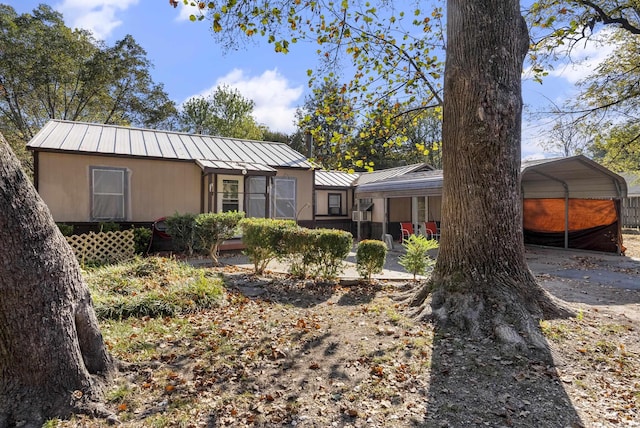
[411, 0, 570, 351]
[0, 135, 114, 427]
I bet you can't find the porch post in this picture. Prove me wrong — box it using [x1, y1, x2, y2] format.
[356, 199, 361, 241]
[383, 197, 388, 237]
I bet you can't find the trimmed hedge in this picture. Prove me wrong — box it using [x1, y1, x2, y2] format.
[240, 218, 298, 274]
[304, 228, 353, 280]
[356, 239, 387, 282]
[240, 218, 353, 280]
[165, 212, 198, 255]
[195, 211, 244, 263]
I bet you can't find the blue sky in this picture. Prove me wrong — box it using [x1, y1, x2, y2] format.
[6, 0, 612, 159]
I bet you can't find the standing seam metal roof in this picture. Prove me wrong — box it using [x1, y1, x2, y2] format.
[315, 170, 360, 187]
[27, 120, 315, 169]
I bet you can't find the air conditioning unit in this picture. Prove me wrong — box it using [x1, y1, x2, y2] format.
[352, 211, 371, 222]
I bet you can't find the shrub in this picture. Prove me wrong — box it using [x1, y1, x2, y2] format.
[240, 218, 297, 274]
[99, 222, 120, 232]
[165, 212, 197, 255]
[56, 223, 74, 236]
[356, 240, 387, 282]
[398, 234, 438, 280]
[133, 226, 152, 255]
[283, 227, 314, 278]
[306, 228, 353, 280]
[194, 211, 245, 264]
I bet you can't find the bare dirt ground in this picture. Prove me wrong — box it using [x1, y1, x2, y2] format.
[59, 233, 640, 427]
[529, 232, 640, 321]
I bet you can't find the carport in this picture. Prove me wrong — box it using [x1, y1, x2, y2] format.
[354, 155, 628, 253]
[521, 155, 627, 253]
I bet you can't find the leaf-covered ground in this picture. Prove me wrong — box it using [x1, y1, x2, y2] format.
[50, 237, 640, 428]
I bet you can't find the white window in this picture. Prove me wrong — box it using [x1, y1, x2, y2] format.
[222, 179, 239, 212]
[328, 193, 342, 215]
[91, 167, 127, 220]
[216, 175, 243, 213]
[246, 176, 266, 218]
[272, 177, 296, 219]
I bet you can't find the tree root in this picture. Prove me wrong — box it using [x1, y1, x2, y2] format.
[405, 273, 576, 356]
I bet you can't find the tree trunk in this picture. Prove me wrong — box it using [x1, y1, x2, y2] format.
[0, 135, 114, 427]
[411, 0, 571, 351]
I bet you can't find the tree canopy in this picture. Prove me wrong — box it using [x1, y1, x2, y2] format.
[180, 0, 445, 171]
[526, 0, 640, 171]
[0, 4, 176, 168]
[178, 85, 264, 139]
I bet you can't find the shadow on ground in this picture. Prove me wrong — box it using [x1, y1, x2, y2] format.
[420, 326, 583, 427]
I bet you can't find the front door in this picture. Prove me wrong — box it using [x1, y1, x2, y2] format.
[217, 175, 243, 213]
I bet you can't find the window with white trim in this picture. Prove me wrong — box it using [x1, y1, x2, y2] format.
[222, 179, 240, 212]
[91, 166, 128, 221]
[272, 177, 296, 219]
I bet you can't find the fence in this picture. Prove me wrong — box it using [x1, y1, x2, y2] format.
[66, 230, 135, 265]
[622, 197, 640, 229]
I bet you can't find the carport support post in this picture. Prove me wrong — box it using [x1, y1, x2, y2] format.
[564, 183, 569, 249]
[564, 185, 569, 249]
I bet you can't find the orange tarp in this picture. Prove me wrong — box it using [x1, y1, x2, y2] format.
[523, 199, 617, 232]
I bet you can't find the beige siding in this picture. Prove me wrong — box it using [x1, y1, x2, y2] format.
[371, 197, 385, 223]
[37, 152, 202, 222]
[315, 189, 352, 217]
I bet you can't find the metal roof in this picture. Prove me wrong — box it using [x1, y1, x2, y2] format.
[27, 120, 315, 169]
[195, 160, 277, 176]
[355, 156, 627, 199]
[356, 170, 444, 198]
[521, 155, 627, 199]
[352, 163, 433, 186]
[315, 170, 359, 188]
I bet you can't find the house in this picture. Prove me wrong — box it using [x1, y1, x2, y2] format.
[352, 156, 628, 253]
[314, 169, 359, 232]
[26, 120, 316, 234]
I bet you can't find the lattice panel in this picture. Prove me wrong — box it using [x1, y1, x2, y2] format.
[66, 230, 134, 265]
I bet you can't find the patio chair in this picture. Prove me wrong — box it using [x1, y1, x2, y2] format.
[424, 221, 440, 240]
[400, 222, 414, 243]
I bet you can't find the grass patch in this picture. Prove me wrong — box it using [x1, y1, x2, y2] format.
[85, 257, 224, 320]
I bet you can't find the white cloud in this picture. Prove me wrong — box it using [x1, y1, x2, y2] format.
[56, 0, 139, 40]
[176, 2, 203, 22]
[521, 116, 555, 160]
[188, 68, 304, 134]
[545, 28, 618, 85]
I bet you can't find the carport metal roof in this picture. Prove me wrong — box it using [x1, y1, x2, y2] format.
[354, 155, 627, 200]
[521, 155, 627, 199]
